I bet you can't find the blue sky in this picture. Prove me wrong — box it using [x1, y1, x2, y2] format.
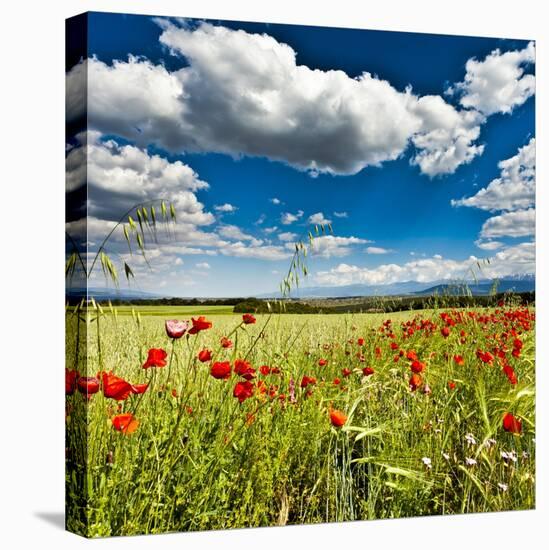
[65, 12, 535, 297]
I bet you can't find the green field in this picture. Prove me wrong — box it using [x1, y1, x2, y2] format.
[66, 304, 535, 537]
[109, 304, 236, 317]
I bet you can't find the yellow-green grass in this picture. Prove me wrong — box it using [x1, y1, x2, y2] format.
[66, 306, 535, 537]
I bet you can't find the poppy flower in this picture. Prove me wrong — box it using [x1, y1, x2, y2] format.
[375, 347, 382, 358]
[409, 373, 422, 391]
[188, 316, 213, 335]
[318, 358, 328, 367]
[300, 376, 317, 388]
[65, 369, 78, 395]
[165, 319, 189, 339]
[454, 355, 465, 366]
[502, 364, 518, 385]
[441, 327, 451, 338]
[362, 367, 374, 377]
[221, 336, 233, 349]
[259, 365, 271, 376]
[476, 350, 494, 364]
[234, 358, 256, 380]
[101, 372, 135, 401]
[242, 313, 256, 325]
[210, 361, 231, 380]
[502, 412, 522, 434]
[233, 380, 254, 403]
[329, 408, 347, 428]
[131, 383, 149, 394]
[357, 338, 365, 346]
[342, 368, 352, 377]
[171, 388, 178, 398]
[448, 381, 456, 390]
[111, 413, 139, 434]
[406, 350, 418, 362]
[410, 360, 426, 374]
[142, 348, 168, 369]
[198, 349, 212, 362]
[390, 342, 399, 351]
[333, 377, 341, 385]
[77, 376, 100, 397]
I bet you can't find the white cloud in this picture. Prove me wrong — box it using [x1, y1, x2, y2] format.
[281, 210, 304, 225]
[308, 212, 332, 225]
[314, 242, 534, 286]
[333, 211, 348, 218]
[299, 235, 370, 258]
[220, 242, 291, 261]
[195, 262, 211, 269]
[263, 226, 278, 234]
[215, 203, 237, 213]
[66, 22, 520, 177]
[474, 240, 503, 251]
[270, 198, 282, 205]
[452, 138, 535, 212]
[480, 208, 535, 238]
[278, 232, 298, 242]
[449, 42, 535, 116]
[218, 224, 262, 245]
[365, 246, 393, 254]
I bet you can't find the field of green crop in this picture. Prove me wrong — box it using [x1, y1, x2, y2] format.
[65, 304, 535, 537]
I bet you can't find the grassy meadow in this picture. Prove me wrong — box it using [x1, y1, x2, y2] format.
[65, 304, 535, 537]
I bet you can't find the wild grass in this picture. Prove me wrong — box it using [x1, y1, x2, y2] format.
[65, 306, 535, 537]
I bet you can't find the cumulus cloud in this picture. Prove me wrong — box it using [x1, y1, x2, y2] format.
[281, 210, 304, 225]
[365, 246, 393, 254]
[195, 262, 211, 269]
[449, 42, 535, 116]
[308, 212, 332, 225]
[220, 242, 291, 261]
[295, 235, 371, 258]
[217, 224, 262, 245]
[270, 197, 282, 205]
[314, 242, 534, 286]
[333, 211, 348, 218]
[474, 240, 503, 251]
[480, 208, 535, 238]
[278, 231, 298, 242]
[215, 203, 237, 213]
[452, 138, 535, 212]
[65, 22, 525, 177]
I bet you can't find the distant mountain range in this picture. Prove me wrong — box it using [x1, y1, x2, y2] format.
[67, 274, 534, 302]
[257, 274, 535, 299]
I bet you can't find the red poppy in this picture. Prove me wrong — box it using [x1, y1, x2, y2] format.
[453, 355, 465, 366]
[234, 358, 256, 380]
[171, 388, 178, 398]
[502, 412, 522, 434]
[188, 316, 213, 335]
[329, 408, 347, 428]
[342, 368, 352, 377]
[512, 348, 521, 358]
[259, 365, 271, 376]
[111, 413, 139, 434]
[198, 349, 212, 362]
[476, 350, 494, 364]
[142, 348, 168, 369]
[221, 336, 233, 349]
[210, 361, 231, 380]
[502, 364, 518, 385]
[375, 347, 382, 357]
[357, 338, 365, 346]
[410, 360, 426, 374]
[100, 372, 134, 401]
[390, 342, 399, 351]
[131, 383, 149, 394]
[318, 358, 328, 367]
[165, 319, 189, 339]
[441, 327, 451, 338]
[65, 368, 78, 395]
[362, 367, 374, 377]
[406, 350, 418, 362]
[242, 313, 256, 325]
[77, 376, 100, 397]
[300, 376, 317, 388]
[333, 377, 341, 385]
[448, 381, 456, 390]
[233, 380, 254, 403]
[409, 373, 422, 391]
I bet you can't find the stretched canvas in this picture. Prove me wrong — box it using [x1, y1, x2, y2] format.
[65, 11, 536, 538]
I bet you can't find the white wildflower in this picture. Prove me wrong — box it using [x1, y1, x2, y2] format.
[465, 433, 477, 446]
[442, 452, 450, 461]
[497, 482, 508, 492]
[465, 457, 477, 466]
[422, 457, 432, 469]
